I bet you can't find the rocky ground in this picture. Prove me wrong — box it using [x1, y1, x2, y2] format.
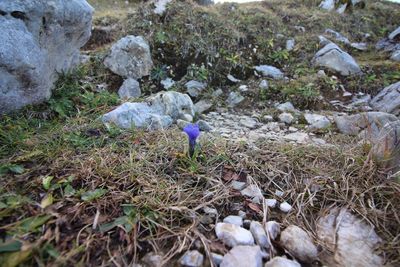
[0, 0, 400, 266]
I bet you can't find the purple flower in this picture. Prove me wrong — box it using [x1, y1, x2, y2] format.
[183, 123, 200, 157]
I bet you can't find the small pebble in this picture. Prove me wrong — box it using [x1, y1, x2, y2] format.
[179, 250, 204, 267]
[231, 181, 246, 191]
[265, 221, 280, 240]
[279, 202, 292, 213]
[265, 198, 277, 208]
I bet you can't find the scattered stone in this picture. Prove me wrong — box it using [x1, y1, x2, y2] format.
[231, 181, 247, 191]
[118, 78, 141, 99]
[240, 118, 258, 129]
[265, 257, 301, 267]
[104, 35, 153, 79]
[227, 74, 241, 83]
[265, 221, 280, 241]
[194, 99, 213, 114]
[153, 0, 173, 15]
[227, 92, 245, 107]
[279, 113, 294, 125]
[274, 190, 284, 197]
[304, 113, 331, 131]
[181, 114, 193, 122]
[142, 252, 163, 267]
[220, 245, 262, 267]
[319, 0, 336, 11]
[317, 208, 383, 267]
[211, 253, 224, 266]
[391, 50, 400, 61]
[0, 0, 93, 114]
[265, 199, 277, 208]
[388, 26, 400, 40]
[370, 81, 400, 116]
[179, 250, 204, 267]
[286, 39, 295, 51]
[185, 80, 207, 98]
[223, 215, 244, 227]
[312, 42, 362, 76]
[238, 210, 247, 218]
[288, 127, 298, 132]
[203, 207, 218, 218]
[262, 115, 274, 122]
[333, 112, 398, 136]
[250, 221, 271, 250]
[177, 119, 190, 130]
[276, 102, 296, 112]
[102, 91, 194, 130]
[161, 78, 175, 90]
[259, 80, 269, 90]
[213, 88, 224, 97]
[371, 121, 400, 172]
[279, 202, 292, 213]
[280, 225, 318, 263]
[239, 85, 249, 92]
[215, 223, 255, 247]
[255, 65, 285, 80]
[197, 120, 213, 132]
[241, 185, 263, 200]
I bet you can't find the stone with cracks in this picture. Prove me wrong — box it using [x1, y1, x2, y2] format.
[0, 0, 93, 114]
[370, 81, 400, 116]
[104, 35, 153, 79]
[102, 91, 194, 130]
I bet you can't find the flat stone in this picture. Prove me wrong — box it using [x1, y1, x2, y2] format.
[265, 221, 280, 241]
[161, 77, 175, 89]
[179, 250, 204, 267]
[304, 113, 331, 130]
[240, 118, 258, 129]
[317, 208, 383, 267]
[265, 199, 277, 208]
[280, 225, 318, 263]
[185, 80, 207, 97]
[283, 133, 309, 143]
[142, 252, 163, 267]
[118, 78, 141, 99]
[255, 65, 285, 80]
[286, 39, 295, 51]
[279, 202, 292, 213]
[220, 245, 263, 267]
[227, 92, 245, 107]
[215, 223, 255, 247]
[276, 102, 296, 112]
[231, 181, 247, 191]
[197, 120, 213, 132]
[370, 81, 400, 115]
[223, 215, 244, 227]
[278, 113, 294, 125]
[241, 185, 263, 199]
[194, 99, 213, 114]
[265, 257, 301, 267]
[250, 221, 271, 250]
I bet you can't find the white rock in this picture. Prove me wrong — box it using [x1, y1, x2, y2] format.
[255, 65, 285, 80]
[319, 0, 336, 11]
[154, 0, 173, 15]
[227, 74, 241, 83]
[304, 113, 331, 130]
[240, 118, 258, 129]
[279, 202, 292, 213]
[179, 250, 204, 267]
[317, 70, 327, 78]
[317, 208, 383, 267]
[241, 185, 263, 199]
[280, 225, 318, 263]
[161, 77, 175, 89]
[283, 133, 309, 143]
[312, 42, 362, 76]
[142, 252, 163, 267]
[278, 113, 294, 125]
[265, 221, 280, 241]
[370, 81, 400, 116]
[227, 92, 245, 107]
[102, 91, 194, 130]
[265, 257, 301, 267]
[220, 245, 262, 267]
[231, 181, 246, 191]
[104, 36, 153, 79]
[388, 26, 400, 40]
[185, 80, 207, 97]
[211, 253, 224, 266]
[276, 102, 296, 112]
[223, 215, 244, 227]
[262, 115, 274, 122]
[265, 199, 277, 208]
[259, 80, 269, 90]
[215, 223, 255, 247]
[250, 221, 271, 250]
[118, 78, 141, 99]
[286, 39, 295, 51]
[203, 207, 218, 218]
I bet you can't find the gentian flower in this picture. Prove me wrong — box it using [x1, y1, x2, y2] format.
[183, 123, 200, 157]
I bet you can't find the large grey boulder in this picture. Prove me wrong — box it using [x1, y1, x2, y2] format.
[104, 35, 153, 79]
[0, 0, 93, 114]
[334, 112, 398, 136]
[312, 43, 362, 76]
[370, 81, 400, 115]
[317, 208, 383, 267]
[102, 91, 194, 130]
